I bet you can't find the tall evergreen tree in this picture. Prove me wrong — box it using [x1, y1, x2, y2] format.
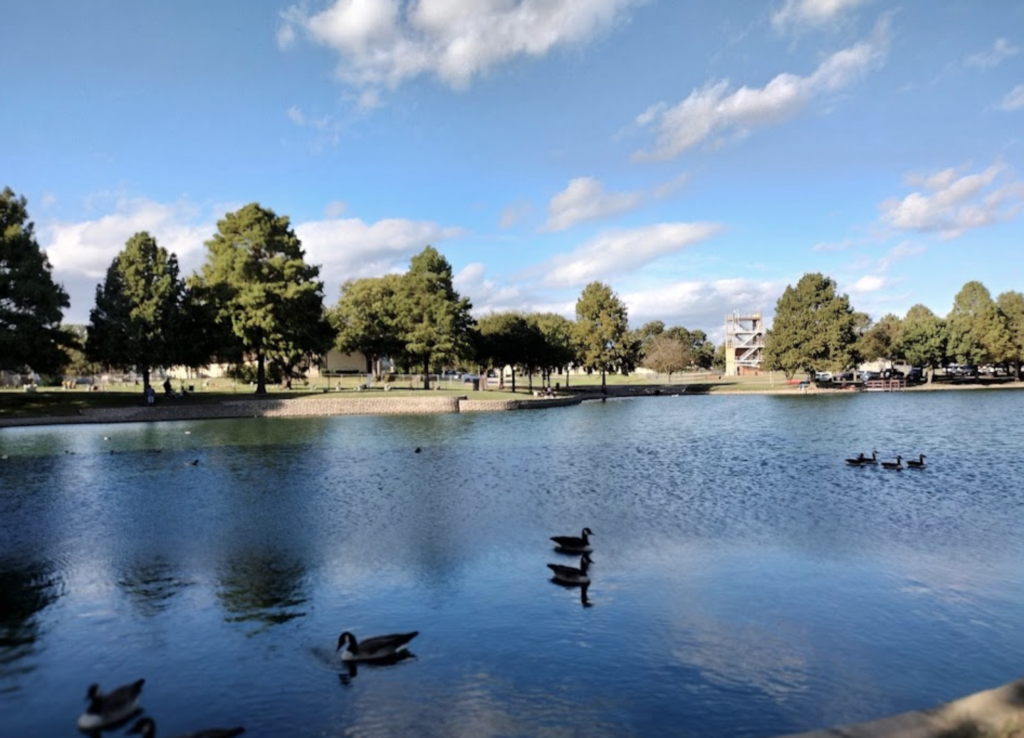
[763, 273, 858, 379]
[86, 231, 185, 394]
[396, 246, 474, 389]
[0, 187, 71, 375]
[898, 304, 946, 384]
[996, 291, 1024, 380]
[572, 281, 637, 393]
[946, 281, 999, 366]
[199, 203, 331, 394]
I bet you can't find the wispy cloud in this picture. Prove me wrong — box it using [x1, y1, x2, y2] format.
[280, 0, 645, 101]
[965, 37, 1019, 69]
[538, 222, 724, 287]
[879, 162, 1024, 238]
[771, 0, 872, 33]
[877, 241, 925, 270]
[1000, 84, 1024, 111]
[812, 239, 855, 252]
[633, 17, 889, 161]
[499, 200, 532, 229]
[542, 177, 643, 232]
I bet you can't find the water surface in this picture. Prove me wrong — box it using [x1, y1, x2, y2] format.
[2, 390, 1024, 737]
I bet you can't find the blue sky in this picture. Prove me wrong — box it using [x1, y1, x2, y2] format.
[3, 0, 1023, 339]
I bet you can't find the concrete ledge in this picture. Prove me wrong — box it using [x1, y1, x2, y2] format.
[778, 677, 1024, 738]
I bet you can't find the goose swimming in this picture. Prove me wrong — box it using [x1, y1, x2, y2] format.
[128, 717, 245, 738]
[76, 678, 145, 731]
[881, 455, 903, 470]
[547, 553, 593, 585]
[906, 454, 926, 468]
[551, 527, 593, 553]
[336, 631, 419, 662]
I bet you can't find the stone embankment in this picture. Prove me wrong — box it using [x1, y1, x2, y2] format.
[0, 393, 586, 428]
[777, 676, 1024, 738]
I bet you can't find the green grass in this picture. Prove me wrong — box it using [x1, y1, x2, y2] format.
[0, 372, 816, 420]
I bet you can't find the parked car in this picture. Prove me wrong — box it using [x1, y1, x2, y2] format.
[814, 371, 833, 382]
[860, 370, 880, 381]
[906, 367, 923, 382]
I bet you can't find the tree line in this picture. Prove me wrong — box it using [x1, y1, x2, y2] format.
[764, 273, 1024, 382]
[1, 187, 716, 394]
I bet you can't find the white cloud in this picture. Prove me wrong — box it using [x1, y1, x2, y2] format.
[40, 196, 214, 324]
[965, 38, 1019, 69]
[281, 0, 644, 97]
[847, 274, 886, 293]
[294, 217, 465, 298]
[538, 222, 723, 287]
[454, 262, 530, 314]
[542, 177, 643, 232]
[1000, 84, 1024, 111]
[43, 197, 210, 280]
[633, 17, 889, 161]
[880, 162, 1024, 238]
[324, 200, 348, 218]
[771, 0, 871, 32]
[624, 278, 784, 337]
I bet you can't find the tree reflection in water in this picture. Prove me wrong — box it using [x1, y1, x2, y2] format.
[117, 559, 194, 619]
[0, 560, 63, 692]
[216, 552, 309, 636]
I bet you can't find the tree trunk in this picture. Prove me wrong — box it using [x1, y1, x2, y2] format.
[422, 357, 430, 390]
[926, 367, 934, 385]
[142, 367, 151, 395]
[565, 369, 570, 388]
[601, 369, 607, 394]
[255, 351, 267, 394]
[511, 367, 517, 393]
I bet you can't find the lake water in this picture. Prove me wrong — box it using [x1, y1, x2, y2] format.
[3, 390, 1024, 737]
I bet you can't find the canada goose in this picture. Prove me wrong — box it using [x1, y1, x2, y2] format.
[547, 553, 593, 585]
[128, 717, 244, 738]
[906, 454, 926, 468]
[845, 453, 867, 465]
[551, 527, 593, 553]
[336, 631, 419, 662]
[76, 678, 145, 731]
[881, 455, 903, 470]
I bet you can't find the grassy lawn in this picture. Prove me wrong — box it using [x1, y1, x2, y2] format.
[0, 372, 825, 420]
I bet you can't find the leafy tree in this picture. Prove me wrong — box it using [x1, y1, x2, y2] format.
[198, 203, 331, 394]
[763, 273, 859, 379]
[898, 304, 946, 383]
[0, 187, 71, 374]
[712, 342, 726, 371]
[62, 325, 104, 379]
[996, 291, 1024, 380]
[634, 320, 665, 363]
[859, 313, 903, 367]
[475, 311, 532, 392]
[86, 232, 186, 394]
[331, 274, 404, 378]
[642, 333, 691, 380]
[530, 312, 576, 388]
[396, 246, 475, 389]
[946, 281, 999, 366]
[572, 282, 637, 393]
